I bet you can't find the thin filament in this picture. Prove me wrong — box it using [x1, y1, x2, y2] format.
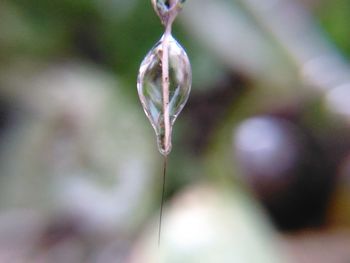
[158, 155, 168, 246]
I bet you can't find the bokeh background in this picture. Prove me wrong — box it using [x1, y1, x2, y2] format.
[1, 0, 350, 262]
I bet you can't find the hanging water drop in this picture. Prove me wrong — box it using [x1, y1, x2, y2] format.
[137, 35, 191, 155]
[137, 0, 191, 245]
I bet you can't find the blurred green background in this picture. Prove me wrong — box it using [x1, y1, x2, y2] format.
[1, 0, 350, 262]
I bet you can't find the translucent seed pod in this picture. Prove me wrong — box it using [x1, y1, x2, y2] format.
[137, 35, 192, 155]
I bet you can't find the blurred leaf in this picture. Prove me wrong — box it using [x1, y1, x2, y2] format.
[318, 0, 350, 57]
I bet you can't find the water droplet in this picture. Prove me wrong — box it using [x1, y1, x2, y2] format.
[152, 0, 186, 25]
[137, 35, 192, 155]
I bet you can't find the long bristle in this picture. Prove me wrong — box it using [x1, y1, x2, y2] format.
[158, 155, 168, 246]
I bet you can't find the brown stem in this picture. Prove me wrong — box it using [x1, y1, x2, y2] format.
[161, 22, 172, 155]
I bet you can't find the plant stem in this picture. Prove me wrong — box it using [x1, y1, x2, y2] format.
[158, 0, 178, 246]
[162, 21, 172, 155]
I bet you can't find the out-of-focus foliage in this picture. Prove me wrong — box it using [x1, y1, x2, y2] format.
[1, 0, 350, 262]
[317, 0, 350, 57]
[128, 186, 282, 263]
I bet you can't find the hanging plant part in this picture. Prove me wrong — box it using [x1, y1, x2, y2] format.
[138, 35, 191, 155]
[137, 0, 191, 245]
[138, 0, 191, 157]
